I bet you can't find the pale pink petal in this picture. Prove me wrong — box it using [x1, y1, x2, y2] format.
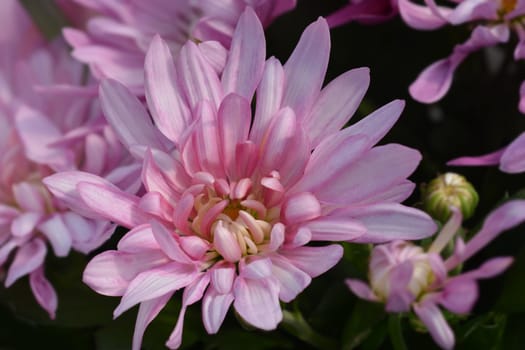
[501, 132, 525, 173]
[305, 217, 366, 241]
[5, 238, 46, 287]
[176, 41, 222, 109]
[282, 192, 321, 225]
[210, 262, 236, 294]
[198, 41, 227, 74]
[439, 278, 478, 314]
[456, 257, 514, 280]
[239, 257, 273, 279]
[99, 79, 167, 150]
[519, 81, 525, 114]
[315, 145, 421, 205]
[279, 245, 343, 277]
[117, 224, 160, 253]
[213, 221, 242, 263]
[398, 0, 448, 30]
[409, 57, 460, 104]
[446, 200, 525, 268]
[38, 214, 73, 257]
[270, 255, 311, 302]
[386, 261, 416, 312]
[221, 8, 265, 100]
[251, 57, 284, 145]
[233, 277, 282, 330]
[304, 68, 370, 147]
[83, 249, 169, 296]
[10, 212, 42, 238]
[12, 182, 47, 212]
[345, 278, 380, 302]
[150, 220, 192, 264]
[343, 203, 437, 243]
[414, 301, 455, 350]
[114, 262, 198, 317]
[192, 101, 224, 176]
[202, 286, 234, 334]
[29, 266, 57, 319]
[132, 292, 174, 350]
[447, 0, 498, 25]
[78, 182, 152, 228]
[448, 148, 505, 167]
[217, 93, 251, 179]
[144, 35, 190, 144]
[282, 17, 330, 120]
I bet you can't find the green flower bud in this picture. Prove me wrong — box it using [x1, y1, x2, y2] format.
[421, 173, 479, 222]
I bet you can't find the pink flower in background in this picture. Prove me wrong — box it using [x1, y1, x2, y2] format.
[45, 8, 436, 349]
[404, 0, 525, 111]
[327, 0, 399, 27]
[0, 1, 140, 319]
[63, 0, 296, 93]
[347, 200, 525, 349]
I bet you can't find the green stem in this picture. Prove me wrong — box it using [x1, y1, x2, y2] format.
[281, 309, 338, 350]
[388, 314, 408, 350]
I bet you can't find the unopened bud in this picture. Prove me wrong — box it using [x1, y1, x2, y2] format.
[421, 173, 479, 222]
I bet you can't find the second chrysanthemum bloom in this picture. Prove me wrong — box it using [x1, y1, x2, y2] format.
[45, 8, 436, 350]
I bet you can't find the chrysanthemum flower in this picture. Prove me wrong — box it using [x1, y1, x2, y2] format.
[0, 1, 140, 318]
[63, 0, 296, 93]
[403, 0, 525, 111]
[347, 200, 525, 349]
[45, 8, 436, 349]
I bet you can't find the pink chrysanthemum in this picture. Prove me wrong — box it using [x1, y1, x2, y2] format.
[45, 8, 436, 349]
[63, 0, 296, 93]
[347, 201, 525, 349]
[0, 1, 140, 318]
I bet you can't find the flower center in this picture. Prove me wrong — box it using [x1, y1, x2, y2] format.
[500, 0, 517, 14]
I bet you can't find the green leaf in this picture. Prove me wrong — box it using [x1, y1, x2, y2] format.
[341, 300, 386, 350]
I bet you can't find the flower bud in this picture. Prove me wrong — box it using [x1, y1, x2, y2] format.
[421, 173, 478, 222]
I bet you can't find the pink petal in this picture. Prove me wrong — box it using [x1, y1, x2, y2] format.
[217, 93, 251, 179]
[10, 212, 42, 238]
[448, 148, 505, 167]
[83, 249, 169, 296]
[150, 220, 193, 264]
[213, 221, 242, 263]
[99, 79, 167, 150]
[210, 262, 236, 294]
[270, 255, 311, 302]
[345, 278, 380, 302]
[398, 0, 448, 30]
[282, 17, 330, 120]
[221, 8, 265, 100]
[282, 192, 321, 225]
[239, 257, 273, 279]
[132, 292, 173, 350]
[305, 217, 366, 241]
[233, 277, 282, 330]
[78, 182, 152, 228]
[144, 35, 190, 144]
[409, 57, 459, 104]
[114, 262, 198, 317]
[343, 203, 437, 243]
[251, 57, 284, 145]
[304, 67, 370, 147]
[413, 301, 455, 350]
[5, 238, 46, 287]
[439, 278, 478, 314]
[316, 144, 422, 205]
[12, 182, 47, 212]
[117, 224, 160, 252]
[29, 266, 57, 319]
[501, 132, 525, 173]
[202, 287, 234, 334]
[279, 245, 343, 278]
[175, 41, 222, 110]
[38, 214, 73, 257]
[386, 261, 416, 312]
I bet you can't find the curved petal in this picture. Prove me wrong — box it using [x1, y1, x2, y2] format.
[5, 238, 47, 287]
[132, 292, 173, 350]
[345, 279, 380, 302]
[279, 245, 343, 278]
[202, 287, 234, 334]
[414, 301, 455, 350]
[501, 132, 525, 173]
[398, 0, 448, 30]
[270, 255, 311, 302]
[29, 266, 57, 319]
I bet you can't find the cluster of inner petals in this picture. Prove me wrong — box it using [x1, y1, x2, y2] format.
[188, 174, 281, 264]
[370, 242, 435, 300]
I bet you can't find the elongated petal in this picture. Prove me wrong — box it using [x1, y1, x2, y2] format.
[343, 203, 437, 243]
[222, 8, 265, 100]
[279, 245, 343, 277]
[114, 262, 198, 317]
[5, 238, 46, 287]
[132, 292, 173, 350]
[282, 192, 321, 225]
[83, 249, 169, 296]
[305, 217, 366, 241]
[99, 79, 167, 150]
[38, 214, 73, 257]
[145, 35, 190, 144]
[78, 182, 152, 228]
[501, 132, 525, 173]
[448, 148, 505, 167]
[304, 68, 370, 146]
[345, 279, 380, 302]
[150, 220, 192, 264]
[210, 262, 236, 294]
[414, 302, 455, 350]
[270, 255, 311, 302]
[29, 266, 57, 319]
[202, 286, 234, 334]
[439, 278, 477, 314]
[398, 0, 448, 30]
[233, 277, 282, 330]
[282, 17, 330, 120]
